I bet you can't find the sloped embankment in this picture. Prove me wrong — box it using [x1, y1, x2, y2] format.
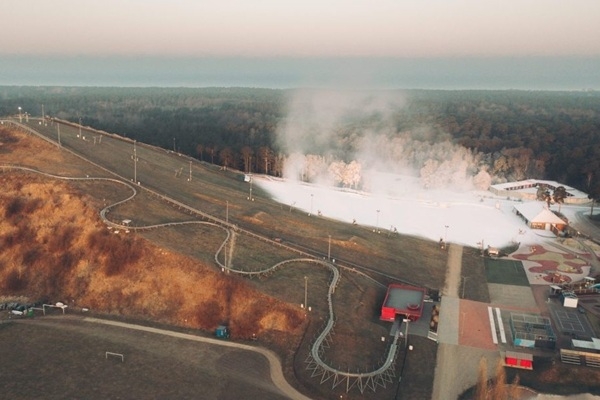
[0, 170, 305, 340]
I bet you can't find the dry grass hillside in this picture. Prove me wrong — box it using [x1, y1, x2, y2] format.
[0, 127, 305, 341]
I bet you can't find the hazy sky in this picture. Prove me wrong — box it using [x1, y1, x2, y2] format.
[3, 0, 600, 57]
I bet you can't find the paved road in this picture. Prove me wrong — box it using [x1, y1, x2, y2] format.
[432, 244, 500, 400]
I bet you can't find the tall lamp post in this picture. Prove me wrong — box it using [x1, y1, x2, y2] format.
[304, 276, 308, 310]
[132, 140, 139, 183]
[18, 107, 22, 123]
[248, 174, 254, 201]
[328, 234, 332, 260]
[309, 194, 314, 216]
[444, 225, 449, 244]
[375, 209, 381, 233]
[57, 124, 61, 148]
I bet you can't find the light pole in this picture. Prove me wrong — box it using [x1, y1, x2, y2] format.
[132, 140, 139, 183]
[188, 160, 192, 182]
[173, 137, 176, 152]
[304, 276, 308, 310]
[328, 234, 332, 260]
[18, 107, 22, 123]
[444, 225, 449, 244]
[375, 209, 381, 233]
[248, 174, 253, 200]
[57, 124, 61, 147]
[78, 117, 82, 138]
[309, 194, 314, 216]
[403, 318, 410, 348]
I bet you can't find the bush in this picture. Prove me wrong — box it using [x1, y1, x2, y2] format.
[4, 197, 24, 219]
[3, 269, 27, 292]
[22, 247, 41, 267]
[195, 299, 223, 329]
[48, 225, 80, 253]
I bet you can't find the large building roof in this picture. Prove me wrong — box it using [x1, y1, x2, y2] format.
[490, 179, 588, 200]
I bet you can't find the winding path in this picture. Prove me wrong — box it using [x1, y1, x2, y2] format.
[2, 118, 402, 395]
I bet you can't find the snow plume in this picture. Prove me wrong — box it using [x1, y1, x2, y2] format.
[277, 89, 491, 192]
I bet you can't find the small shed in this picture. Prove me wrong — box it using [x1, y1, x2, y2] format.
[380, 284, 426, 322]
[562, 293, 579, 308]
[513, 202, 567, 234]
[504, 351, 533, 370]
[215, 325, 230, 339]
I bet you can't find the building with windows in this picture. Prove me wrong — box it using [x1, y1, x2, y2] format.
[513, 202, 567, 235]
[490, 179, 588, 204]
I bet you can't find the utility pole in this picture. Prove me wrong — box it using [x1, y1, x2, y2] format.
[248, 175, 253, 200]
[403, 318, 410, 348]
[132, 140, 138, 183]
[328, 235, 331, 260]
[304, 276, 308, 310]
[57, 124, 61, 148]
[189, 161, 192, 181]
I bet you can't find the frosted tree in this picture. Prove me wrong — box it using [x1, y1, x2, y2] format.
[420, 159, 440, 189]
[305, 154, 329, 183]
[473, 169, 492, 190]
[344, 160, 362, 189]
[328, 161, 346, 186]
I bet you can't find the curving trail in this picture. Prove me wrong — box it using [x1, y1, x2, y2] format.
[1, 119, 402, 394]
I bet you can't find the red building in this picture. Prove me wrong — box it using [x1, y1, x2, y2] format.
[380, 284, 426, 322]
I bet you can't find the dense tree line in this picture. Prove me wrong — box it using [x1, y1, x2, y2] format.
[1, 86, 598, 197]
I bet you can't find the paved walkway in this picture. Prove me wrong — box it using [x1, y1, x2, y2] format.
[432, 244, 500, 400]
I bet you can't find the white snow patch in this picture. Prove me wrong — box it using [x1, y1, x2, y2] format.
[255, 172, 584, 249]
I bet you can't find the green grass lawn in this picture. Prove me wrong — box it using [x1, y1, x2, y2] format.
[484, 258, 529, 286]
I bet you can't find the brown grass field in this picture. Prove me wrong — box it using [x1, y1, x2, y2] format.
[0, 121, 514, 399]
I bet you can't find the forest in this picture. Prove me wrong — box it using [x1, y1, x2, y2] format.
[1, 86, 599, 198]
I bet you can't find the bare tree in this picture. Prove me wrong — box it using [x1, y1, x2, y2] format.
[207, 146, 218, 164]
[219, 147, 234, 169]
[195, 144, 204, 161]
[240, 146, 253, 173]
[258, 146, 272, 175]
